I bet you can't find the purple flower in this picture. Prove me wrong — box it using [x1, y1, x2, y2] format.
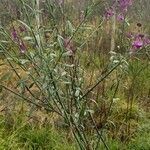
[117, 14, 125, 21]
[130, 33, 150, 51]
[136, 34, 145, 39]
[12, 27, 18, 41]
[104, 0, 133, 21]
[104, 7, 115, 19]
[132, 39, 143, 49]
[118, 0, 133, 12]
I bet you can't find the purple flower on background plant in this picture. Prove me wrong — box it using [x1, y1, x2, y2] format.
[117, 14, 125, 21]
[136, 34, 145, 39]
[12, 27, 18, 41]
[104, 0, 133, 20]
[132, 39, 143, 49]
[129, 33, 150, 51]
[104, 7, 115, 19]
[118, 0, 133, 12]
[19, 40, 26, 53]
[11, 26, 27, 54]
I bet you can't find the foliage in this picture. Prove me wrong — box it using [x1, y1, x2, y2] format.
[0, 0, 150, 150]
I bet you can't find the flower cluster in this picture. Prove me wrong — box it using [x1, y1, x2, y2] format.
[11, 26, 27, 53]
[118, 0, 133, 12]
[127, 32, 150, 51]
[105, 0, 133, 21]
[105, 7, 115, 19]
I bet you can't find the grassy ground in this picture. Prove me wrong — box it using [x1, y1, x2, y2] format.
[0, 1, 150, 149]
[0, 112, 149, 150]
[0, 55, 150, 150]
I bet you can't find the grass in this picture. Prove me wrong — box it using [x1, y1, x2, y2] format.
[0, 111, 149, 150]
[0, 0, 150, 149]
[0, 51, 150, 149]
[0, 47, 150, 149]
[0, 114, 76, 150]
[0, 54, 150, 150]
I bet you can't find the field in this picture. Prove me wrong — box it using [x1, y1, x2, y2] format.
[0, 0, 150, 149]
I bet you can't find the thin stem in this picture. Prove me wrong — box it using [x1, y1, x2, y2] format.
[80, 62, 120, 101]
[0, 84, 61, 116]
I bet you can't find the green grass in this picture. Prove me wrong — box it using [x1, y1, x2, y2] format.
[0, 112, 149, 150]
[0, 1, 150, 149]
[0, 115, 76, 150]
[0, 53, 149, 150]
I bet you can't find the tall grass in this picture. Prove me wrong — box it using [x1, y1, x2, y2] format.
[0, 0, 150, 149]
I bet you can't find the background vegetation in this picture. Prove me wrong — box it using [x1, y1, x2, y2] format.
[0, 0, 150, 149]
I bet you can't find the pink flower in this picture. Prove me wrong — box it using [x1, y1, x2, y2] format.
[117, 14, 125, 21]
[128, 32, 150, 53]
[132, 39, 143, 49]
[136, 34, 145, 39]
[104, 7, 115, 19]
[118, 0, 133, 12]
[12, 27, 18, 41]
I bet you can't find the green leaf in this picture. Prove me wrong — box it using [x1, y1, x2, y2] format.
[0, 40, 10, 44]
[66, 20, 75, 35]
[63, 64, 74, 67]
[29, 52, 35, 59]
[23, 36, 33, 41]
[57, 35, 64, 51]
[62, 51, 72, 57]
[18, 20, 31, 31]
[19, 59, 29, 65]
